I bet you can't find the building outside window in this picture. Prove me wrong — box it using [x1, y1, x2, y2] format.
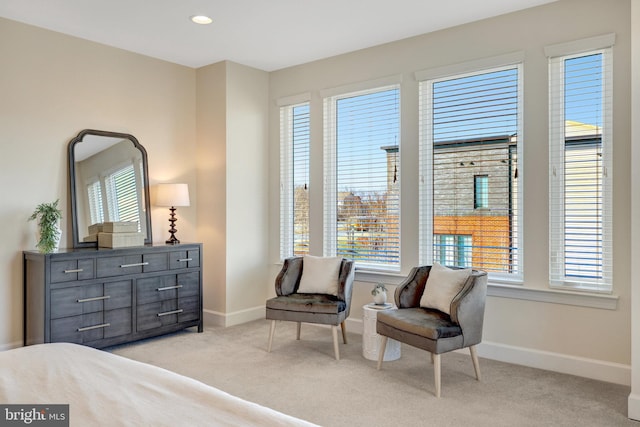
[419, 63, 522, 278]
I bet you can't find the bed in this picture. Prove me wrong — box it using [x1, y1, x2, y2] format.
[0, 342, 317, 426]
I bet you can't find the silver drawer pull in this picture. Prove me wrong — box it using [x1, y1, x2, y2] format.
[77, 323, 110, 332]
[177, 258, 193, 262]
[157, 285, 183, 291]
[157, 309, 183, 317]
[77, 295, 111, 303]
[64, 268, 84, 274]
[120, 262, 149, 268]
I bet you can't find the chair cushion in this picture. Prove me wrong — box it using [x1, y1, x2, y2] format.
[376, 308, 462, 340]
[420, 262, 471, 315]
[297, 255, 342, 296]
[266, 294, 346, 314]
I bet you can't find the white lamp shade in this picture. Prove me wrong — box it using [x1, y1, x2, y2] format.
[156, 183, 190, 207]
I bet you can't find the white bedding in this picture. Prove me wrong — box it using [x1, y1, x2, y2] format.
[0, 343, 317, 427]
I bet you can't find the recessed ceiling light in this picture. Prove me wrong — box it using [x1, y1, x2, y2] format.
[190, 15, 212, 25]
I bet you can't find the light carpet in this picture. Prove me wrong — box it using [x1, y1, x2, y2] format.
[108, 320, 635, 427]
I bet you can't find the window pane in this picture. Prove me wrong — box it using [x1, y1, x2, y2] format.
[563, 54, 603, 280]
[549, 47, 612, 291]
[105, 164, 141, 230]
[474, 175, 489, 209]
[280, 102, 310, 259]
[426, 67, 520, 275]
[87, 180, 104, 225]
[332, 87, 400, 268]
[292, 104, 310, 256]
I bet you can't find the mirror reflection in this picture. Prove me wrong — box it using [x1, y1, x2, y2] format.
[69, 130, 152, 248]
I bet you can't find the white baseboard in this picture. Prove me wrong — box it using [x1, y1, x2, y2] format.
[471, 341, 630, 386]
[346, 317, 629, 386]
[203, 306, 265, 327]
[628, 393, 640, 420]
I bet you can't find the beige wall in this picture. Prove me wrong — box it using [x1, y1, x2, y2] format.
[196, 62, 227, 317]
[268, 0, 631, 377]
[196, 61, 270, 325]
[0, 17, 197, 348]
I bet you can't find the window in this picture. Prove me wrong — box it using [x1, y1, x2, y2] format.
[86, 162, 142, 232]
[87, 180, 104, 225]
[548, 44, 613, 292]
[435, 234, 472, 267]
[323, 85, 400, 270]
[280, 102, 310, 259]
[419, 63, 522, 278]
[474, 175, 489, 209]
[104, 164, 141, 228]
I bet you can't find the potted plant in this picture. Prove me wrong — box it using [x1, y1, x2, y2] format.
[371, 283, 388, 305]
[29, 199, 62, 253]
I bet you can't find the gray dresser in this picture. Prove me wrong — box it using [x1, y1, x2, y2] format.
[23, 243, 203, 348]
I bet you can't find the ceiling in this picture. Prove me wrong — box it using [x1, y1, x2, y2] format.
[0, 0, 556, 71]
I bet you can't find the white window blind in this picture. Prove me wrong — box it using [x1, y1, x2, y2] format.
[419, 65, 522, 278]
[105, 163, 141, 229]
[323, 85, 400, 270]
[549, 48, 612, 292]
[280, 102, 310, 259]
[87, 180, 104, 226]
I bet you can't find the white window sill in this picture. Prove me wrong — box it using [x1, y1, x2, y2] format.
[487, 282, 618, 310]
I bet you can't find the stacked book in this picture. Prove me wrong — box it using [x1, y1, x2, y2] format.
[88, 222, 143, 248]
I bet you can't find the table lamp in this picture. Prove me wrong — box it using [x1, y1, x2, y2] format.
[156, 183, 190, 244]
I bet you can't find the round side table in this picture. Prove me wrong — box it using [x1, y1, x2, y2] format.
[362, 304, 401, 361]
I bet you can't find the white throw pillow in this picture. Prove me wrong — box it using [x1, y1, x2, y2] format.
[420, 262, 472, 315]
[297, 255, 342, 296]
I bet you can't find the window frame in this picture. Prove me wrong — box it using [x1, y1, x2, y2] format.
[322, 82, 402, 272]
[279, 97, 311, 260]
[547, 36, 614, 293]
[417, 58, 524, 282]
[474, 174, 489, 209]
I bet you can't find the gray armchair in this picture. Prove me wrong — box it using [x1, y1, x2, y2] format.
[376, 265, 487, 397]
[266, 256, 355, 360]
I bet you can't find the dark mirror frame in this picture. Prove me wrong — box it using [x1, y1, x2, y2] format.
[68, 129, 153, 248]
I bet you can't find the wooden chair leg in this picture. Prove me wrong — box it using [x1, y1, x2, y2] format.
[296, 322, 301, 340]
[470, 345, 481, 381]
[267, 320, 276, 352]
[340, 321, 348, 344]
[377, 336, 388, 370]
[433, 353, 441, 398]
[331, 325, 340, 360]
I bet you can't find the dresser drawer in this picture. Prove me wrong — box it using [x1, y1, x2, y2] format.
[169, 250, 200, 269]
[177, 295, 200, 322]
[50, 280, 132, 319]
[50, 307, 132, 343]
[136, 300, 179, 331]
[97, 255, 144, 278]
[142, 252, 169, 272]
[178, 272, 200, 297]
[51, 259, 94, 283]
[137, 276, 179, 305]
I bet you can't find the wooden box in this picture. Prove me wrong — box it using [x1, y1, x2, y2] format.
[103, 221, 139, 233]
[98, 232, 144, 248]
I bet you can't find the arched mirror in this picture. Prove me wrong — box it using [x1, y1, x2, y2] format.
[68, 129, 152, 248]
